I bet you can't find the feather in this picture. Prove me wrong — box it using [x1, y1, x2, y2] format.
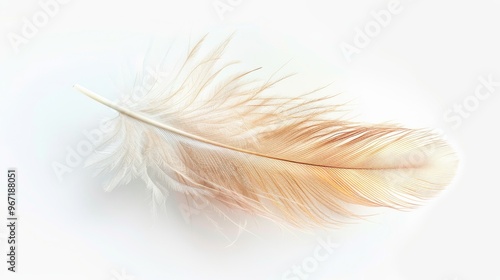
[74, 35, 457, 228]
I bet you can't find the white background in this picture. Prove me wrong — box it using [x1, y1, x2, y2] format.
[1, 0, 499, 279]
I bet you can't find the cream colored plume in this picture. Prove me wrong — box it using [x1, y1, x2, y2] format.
[74, 34, 457, 228]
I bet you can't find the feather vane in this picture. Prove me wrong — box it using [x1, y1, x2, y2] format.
[75, 35, 457, 227]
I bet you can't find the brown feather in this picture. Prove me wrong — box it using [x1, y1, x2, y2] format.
[75, 34, 458, 228]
